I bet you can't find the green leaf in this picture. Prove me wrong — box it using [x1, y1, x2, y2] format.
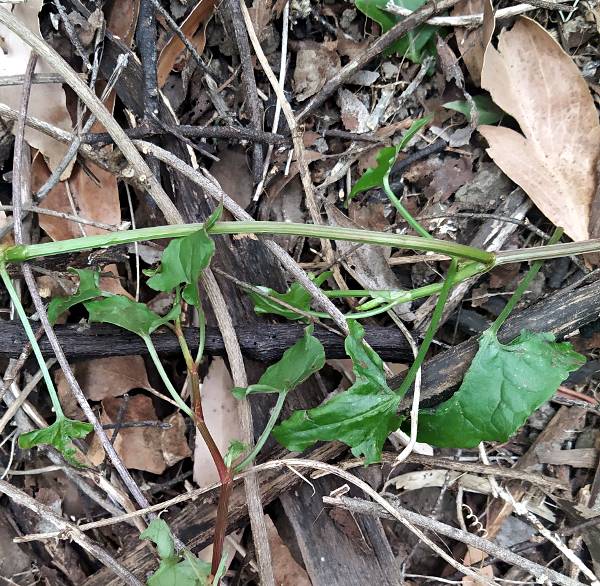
[145, 229, 215, 306]
[141, 519, 211, 586]
[273, 321, 403, 464]
[249, 272, 331, 320]
[19, 416, 93, 467]
[354, 0, 437, 63]
[417, 329, 586, 448]
[349, 116, 431, 200]
[47, 268, 103, 325]
[233, 326, 326, 398]
[140, 519, 175, 560]
[444, 95, 504, 126]
[85, 295, 180, 338]
[224, 440, 247, 468]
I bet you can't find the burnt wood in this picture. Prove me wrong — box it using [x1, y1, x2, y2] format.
[0, 321, 412, 362]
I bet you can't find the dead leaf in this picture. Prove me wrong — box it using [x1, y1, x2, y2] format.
[480, 17, 600, 241]
[193, 358, 242, 486]
[338, 89, 370, 134]
[249, 0, 273, 40]
[210, 148, 254, 211]
[0, 1, 73, 177]
[104, 0, 139, 46]
[158, 0, 216, 88]
[89, 395, 190, 474]
[424, 156, 474, 203]
[293, 41, 340, 102]
[59, 355, 154, 401]
[32, 158, 121, 240]
[264, 515, 312, 585]
[452, 0, 495, 86]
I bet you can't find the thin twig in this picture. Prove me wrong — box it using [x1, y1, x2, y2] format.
[324, 495, 584, 586]
[0, 480, 143, 586]
[0, 72, 86, 85]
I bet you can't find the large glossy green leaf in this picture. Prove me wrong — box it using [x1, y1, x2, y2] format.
[273, 321, 403, 464]
[18, 416, 93, 467]
[354, 0, 437, 63]
[417, 329, 585, 448]
[249, 272, 331, 320]
[444, 94, 505, 126]
[47, 268, 103, 325]
[85, 295, 180, 338]
[233, 326, 325, 398]
[145, 228, 215, 306]
[349, 117, 431, 200]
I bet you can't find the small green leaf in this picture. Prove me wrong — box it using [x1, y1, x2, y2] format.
[85, 295, 180, 338]
[417, 329, 585, 448]
[224, 440, 247, 468]
[145, 229, 215, 306]
[249, 272, 331, 320]
[205, 202, 223, 231]
[19, 417, 93, 467]
[47, 268, 103, 325]
[141, 520, 212, 586]
[349, 116, 431, 200]
[233, 326, 326, 398]
[444, 94, 505, 126]
[273, 321, 402, 464]
[355, 0, 437, 63]
[140, 519, 175, 561]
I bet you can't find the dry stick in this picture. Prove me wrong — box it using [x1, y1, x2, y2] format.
[0, 480, 143, 586]
[296, 0, 462, 122]
[0, 6, 179, 225]
[253, 0, 289, 202]
[0, 72, 86, 85]
[226, 0, 264, 181]
[10, 53, 153, 519]
[383, 1, 571, 25]
[239, 3, 348, 333]
[325, 495, 584, 586]
[201, 270, 275, 586]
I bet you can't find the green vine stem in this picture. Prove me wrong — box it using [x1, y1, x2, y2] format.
[490, 228, 564, 335]
[396, 258, 459, 399]
[383, 175, 432, 239]
[3, 221, 494, 264]
[235, 389, 286, 472]
[0, 262, 64, 417]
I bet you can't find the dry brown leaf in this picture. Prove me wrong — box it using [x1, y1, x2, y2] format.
[338, 89, 370, 134]
[249, 0, 273, 40]
[104, 0, 140, 46]
[158, 0, 216, 88]
[452, 0, 495, 86]
[479, 17, 600, 241]
[89, 395, 190, 473]
[60, 355, 154, 401]
[210, 148, 254, 211]
[193, 358, 242, 486]
[264, 515, 312, 586]
[0, 1, 73, 177]
[293, 41, 340, 102]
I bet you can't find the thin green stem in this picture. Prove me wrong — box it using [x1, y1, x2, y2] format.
[3, 221, 495, 264]
[235, 391, 286, 472]
[395, 258, 459, 399]
[195, 297, 206, 366]
[0, 263, 64, 417]
[383, 175, 432, 239]
[143, 336, 193, 418]
[490, 228, 563, 335]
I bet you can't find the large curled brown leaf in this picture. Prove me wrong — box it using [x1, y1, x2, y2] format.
[479, 17, 600, 241]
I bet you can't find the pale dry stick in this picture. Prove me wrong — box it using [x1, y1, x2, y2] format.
[495, 485, 600, 585]
[324, 494, 584, 586]
[0, 480, 144, 586]
[0, 360, 54, 435]
[10, 49, 153, 519]
[0, 72, 85, 85]
[239, 1, 344, 303]
[252, 0, 289, 202]
[0, 204, 127, 231]
[383, 1, 560, 25]
[0, 7, 179, 224]
[136, 141, 349, 332]
[201, 270, 275, 586]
